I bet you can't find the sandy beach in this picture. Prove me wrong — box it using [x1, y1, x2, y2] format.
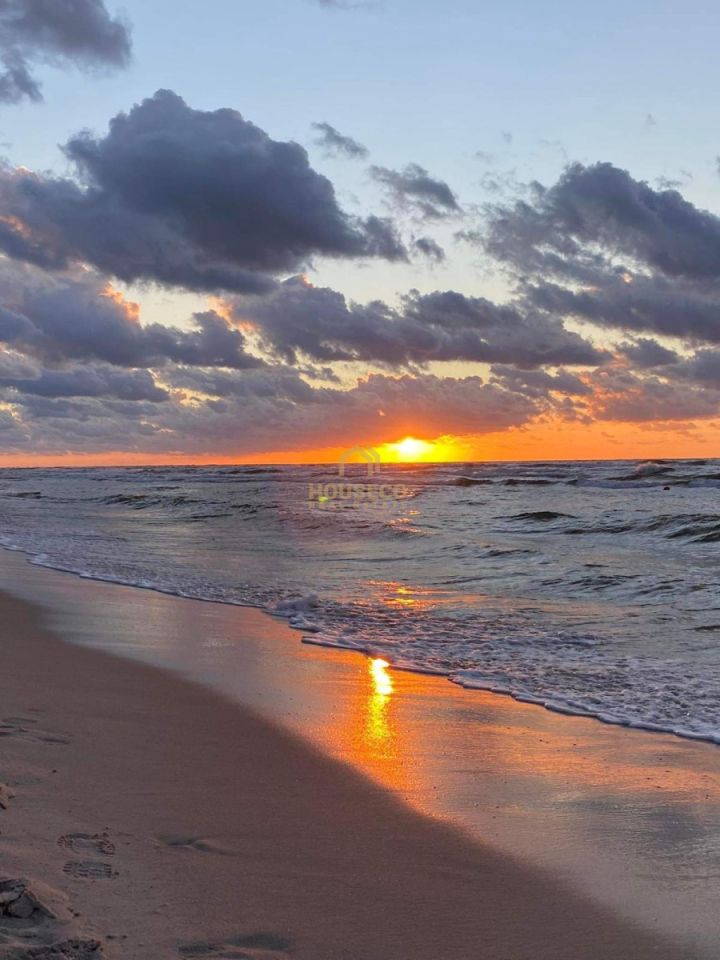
[0, 568, 711, 959]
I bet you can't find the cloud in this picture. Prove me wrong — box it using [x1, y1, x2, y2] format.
[586, 367, 720, 423]
[5, 103, 720, 457]
[490, 365, 591, 399]
[0, 90, 406, 292]
[672, 348, 720, 391]
[0, 261, 263, 369]
[618, 338, 679, 369]
[0, 362, 168, 401]
[487, 162, 720, 282]
[370, 163, 460, 220]
[0, 267, 601, 455]
[312, 122, 368, 159]
[0, 0, 131, 103]
[484, 162, 720, 348]
[412, 236, 445, 262]
[526, 273, 720, 344]
[0, 366, 545, 455]
[227, 276, 606, 368]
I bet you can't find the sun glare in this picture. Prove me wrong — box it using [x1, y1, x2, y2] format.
[370, 657, 393, 697]
[394, 436, 432, 461]
[373, 434, 464, 463]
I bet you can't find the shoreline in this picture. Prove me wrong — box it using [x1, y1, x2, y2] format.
[0, 550, 719, 955]
[0, 588, 693, 959]
[4, 544, 719, 747]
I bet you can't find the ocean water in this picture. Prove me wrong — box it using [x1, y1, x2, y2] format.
[1, 458, 719, 743]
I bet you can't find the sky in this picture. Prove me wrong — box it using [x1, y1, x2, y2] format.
[2, 0, 720, 464]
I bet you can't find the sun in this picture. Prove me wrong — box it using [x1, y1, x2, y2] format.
[374, 434, 464, 463]
[394, 436, 432, 461]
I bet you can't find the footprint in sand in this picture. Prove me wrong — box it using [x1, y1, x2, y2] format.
[61, 862, 116, 881]
[156, 835, 249, 858]
[0, 718, 70, 745]
[57, 834, 116, 857]
[178, 933, 291, 959]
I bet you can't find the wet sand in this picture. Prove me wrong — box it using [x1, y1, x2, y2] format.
[0, 585, 700, 959]
[2, 549, 720, 953]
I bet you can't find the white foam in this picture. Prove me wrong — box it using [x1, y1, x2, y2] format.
[271, 593, 320, 615]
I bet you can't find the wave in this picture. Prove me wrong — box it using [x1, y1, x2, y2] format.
[694, 529, 720, 543]
[615, 460, 675, 480]
[507, 510, 576, 522]
[502, 477, 555, 486]
[561, 513, 720, 539]
[100, 492, 214, 509]
[452, 476, 494, 486]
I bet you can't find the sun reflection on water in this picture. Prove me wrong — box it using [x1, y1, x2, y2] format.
[366, 580, 458, 613]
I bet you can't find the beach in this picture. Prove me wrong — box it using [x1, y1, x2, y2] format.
[0, 553, 718, 958]
[3, 0, 720, 954]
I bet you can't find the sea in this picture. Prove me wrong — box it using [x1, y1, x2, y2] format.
[1, 458, 719, 744]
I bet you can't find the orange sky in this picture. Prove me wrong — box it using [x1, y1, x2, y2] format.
[2, 416, 718, 467]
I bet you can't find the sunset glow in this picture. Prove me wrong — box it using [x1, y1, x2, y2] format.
[375, 435, 467, 464]
[394, 437, 432, 460]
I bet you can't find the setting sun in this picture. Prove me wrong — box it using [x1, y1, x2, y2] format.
[394, 437, 432, 460]
[371, 434, 467, 464]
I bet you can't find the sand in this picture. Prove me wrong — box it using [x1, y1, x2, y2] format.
[0, 589, 699, 959]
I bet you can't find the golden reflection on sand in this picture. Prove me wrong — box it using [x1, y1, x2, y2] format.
[366, 658, 394, 747]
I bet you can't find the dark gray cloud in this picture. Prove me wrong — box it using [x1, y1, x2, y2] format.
[526, 273, 720, 344]
[487, 162, 720, 282]
[401, 290, 605, 366]
[0, 90, 406, 292]
[490, 365, 591, 399]
[0, 0, 131, 103]
[312, 121, 368, 159]
[0, 262, 263, 369]
[672, 349, 720, 391]
[371, 163, 460, 220]
[228, 276, 606, 368]
[619, 338, 679, 369]
[412, 236, 445, 262]
[347, 373, 540, 438]
[587, 367, 720, 423]
[166, 365, 318, 404]
[0, 363, 168, 401]
[485, 162, 720, 348]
